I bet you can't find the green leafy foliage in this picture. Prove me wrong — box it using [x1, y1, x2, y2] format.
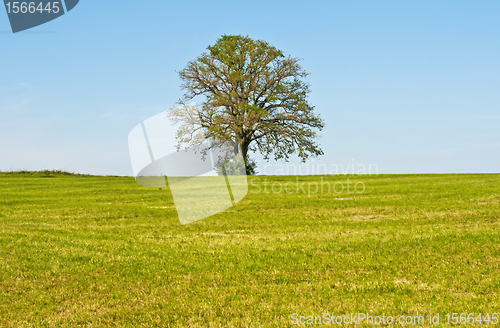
[172, 35, 324, 171]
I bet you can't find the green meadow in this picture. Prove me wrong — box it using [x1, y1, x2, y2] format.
[1, 171, 499, 327]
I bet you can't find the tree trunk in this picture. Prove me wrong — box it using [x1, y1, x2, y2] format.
[237, 140, 249, 163]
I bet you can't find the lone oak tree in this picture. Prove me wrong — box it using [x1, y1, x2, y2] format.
[169, 35, 324, 174]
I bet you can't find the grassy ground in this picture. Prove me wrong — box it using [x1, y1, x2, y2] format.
[0, 171, 499, 327]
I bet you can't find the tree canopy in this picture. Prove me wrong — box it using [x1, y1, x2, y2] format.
[168, 35, 324, 174]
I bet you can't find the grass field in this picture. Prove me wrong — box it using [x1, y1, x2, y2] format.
[1, 171, 500, 327]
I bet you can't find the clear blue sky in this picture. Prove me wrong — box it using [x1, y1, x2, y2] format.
[1, 1, 499, 175]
